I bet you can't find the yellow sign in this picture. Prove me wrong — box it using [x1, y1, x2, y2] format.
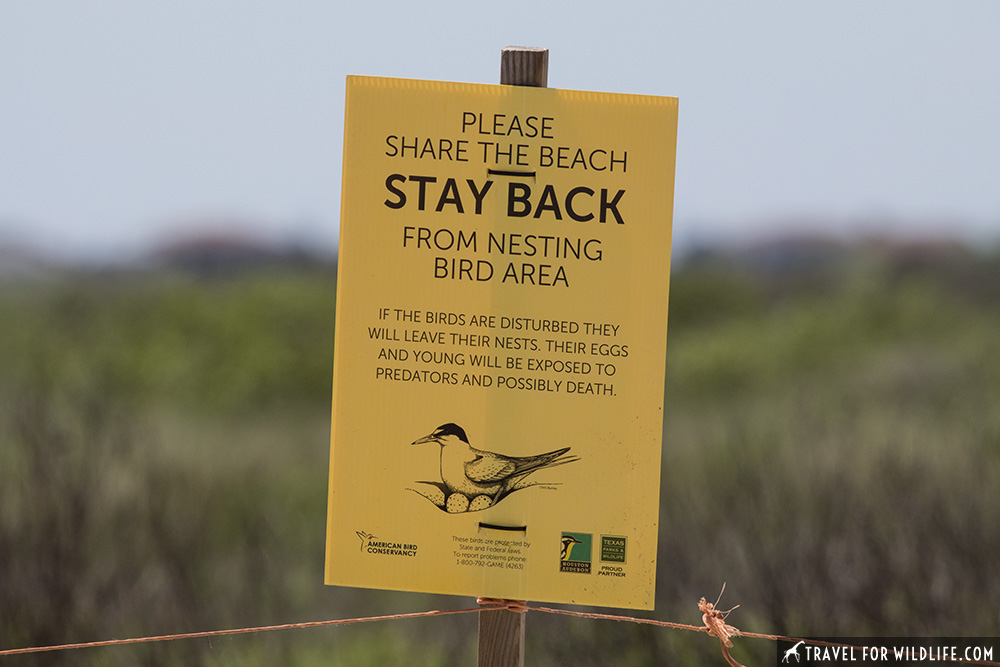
[326, 76, 677, 610]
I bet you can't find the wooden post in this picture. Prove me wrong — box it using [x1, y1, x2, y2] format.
[477, 46, 548, 667]
[478, 601, 526, 667]
[500, 46, 548, 87]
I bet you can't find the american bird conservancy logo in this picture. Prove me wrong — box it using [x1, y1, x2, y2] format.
[560, 532, 592, 573]
[356, 531, 418, 557]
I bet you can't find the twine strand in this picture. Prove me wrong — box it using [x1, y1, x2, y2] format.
[3, 593, 999, 666]
[0, 606, 483, 657]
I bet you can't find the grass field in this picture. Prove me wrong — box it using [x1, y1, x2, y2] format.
[1, 241, 998, 665]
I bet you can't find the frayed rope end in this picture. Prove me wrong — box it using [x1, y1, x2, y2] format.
[699, 584, 745, 667]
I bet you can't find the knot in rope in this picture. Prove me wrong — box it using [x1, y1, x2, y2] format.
[698, 584, 746, 667]
[699, 595, 741, 648]
[477, 598, 530, 614]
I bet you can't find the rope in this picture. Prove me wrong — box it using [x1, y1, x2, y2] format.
[0, 607, 483, 657]
[3, 594, 999, 666]
[476, 598, 530, 613]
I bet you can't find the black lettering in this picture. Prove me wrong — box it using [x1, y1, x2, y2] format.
[438, 139, 453, 160]
[589, 149, 607, 171]
[462, 112, 476, 133]
[467, 179, 493, 214]
[410, 175, 437, 211]
[385, 135, 399, 157]
[600, 189, 626, 224]
[539, 145, 553, 167]
[419, 138, 437, 159]
[400, 136, 418, 158]
[435, 178, 463, 213]
[610, 151, 627, 173]
[533, 184, 562, 220]
[507, 183, 531, 218]
[566, 186, 595, 222]
[525, 116, 539, 138]
[541, 117, 554, 139]
[385, 174, 406, 209]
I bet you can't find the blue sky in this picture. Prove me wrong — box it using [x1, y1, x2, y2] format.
[2, 1, 998, 261]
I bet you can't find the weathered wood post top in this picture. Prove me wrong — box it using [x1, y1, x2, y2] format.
[500, 46, 548, 87]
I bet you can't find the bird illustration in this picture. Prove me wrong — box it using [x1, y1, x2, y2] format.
[356, 531, 376, 551]
[560, 534, 584, 560]
[411, 423, 579, 507]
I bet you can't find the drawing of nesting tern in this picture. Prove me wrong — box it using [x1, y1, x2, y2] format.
[408, 423, 580, 513]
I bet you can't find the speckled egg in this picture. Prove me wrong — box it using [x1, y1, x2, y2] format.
[468, 495, 493, 512]
[446, 493, 470, 513]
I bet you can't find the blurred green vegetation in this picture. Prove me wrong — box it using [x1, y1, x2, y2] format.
[1, 244, 998, 665]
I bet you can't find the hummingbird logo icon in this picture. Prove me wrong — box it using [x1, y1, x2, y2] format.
[408, 423, 580, 513]
[356, 531, 376, 551]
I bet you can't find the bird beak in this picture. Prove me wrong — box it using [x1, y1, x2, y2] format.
[411, 434, 438, 446]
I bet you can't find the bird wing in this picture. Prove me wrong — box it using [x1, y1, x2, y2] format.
[465, 447, 577, 483]
[464, 454, 518, 483]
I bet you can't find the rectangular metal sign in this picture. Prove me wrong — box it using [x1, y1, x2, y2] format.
[326, 75, 677, 610]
